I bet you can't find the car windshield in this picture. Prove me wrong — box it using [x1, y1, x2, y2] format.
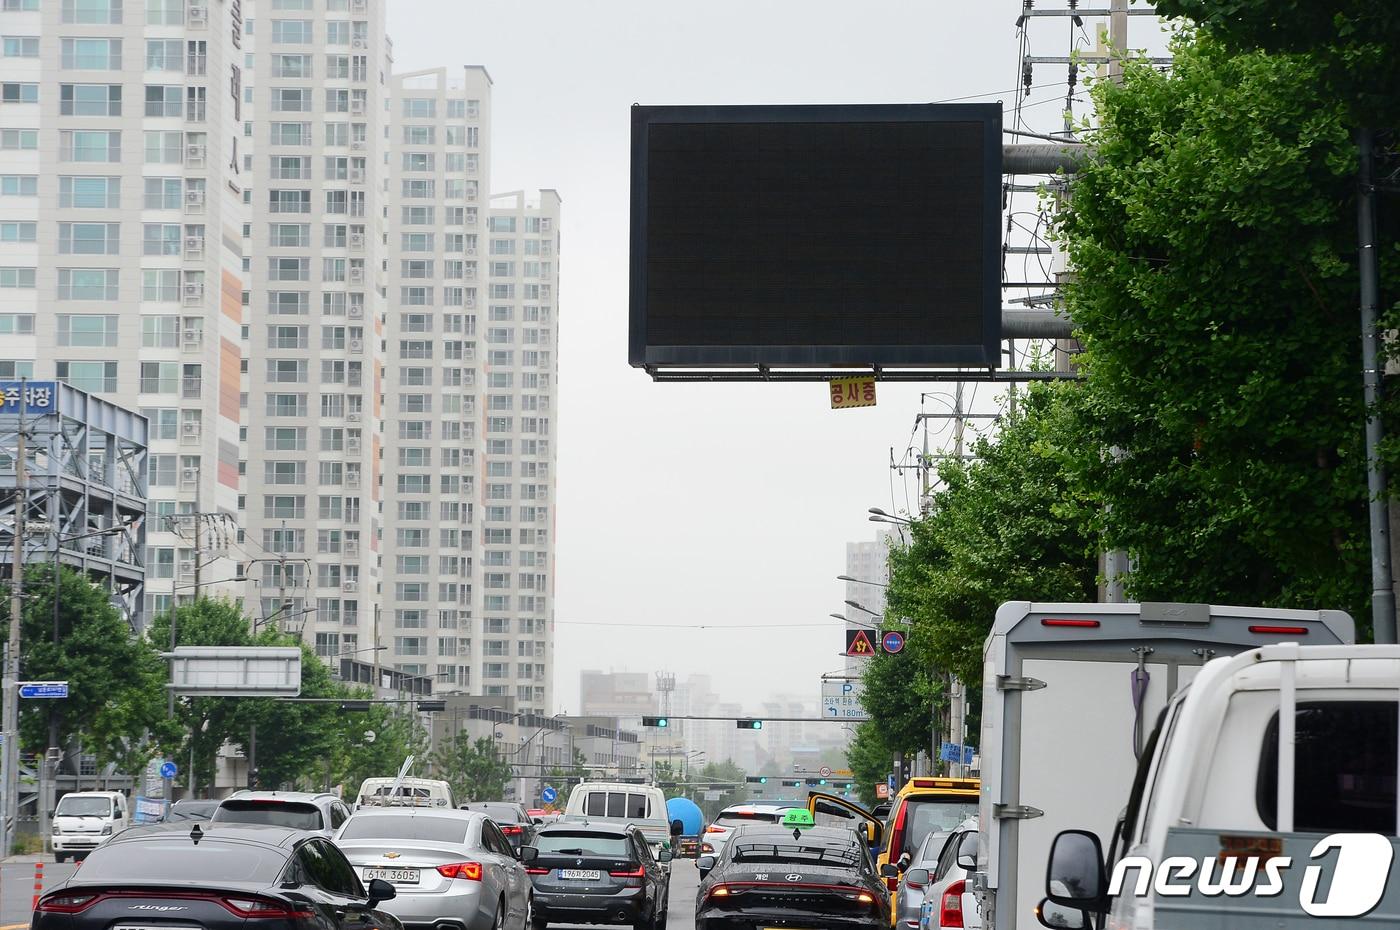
[731, 839, 861, 867]
[339, 815, 469, 844]
[213, 800, 323, 831]
[715, 810, 785, 827]
[56, 797, 114, 817]
[903, 800, 979, 857]
[78, 841, 287, 882]
[536, 832, 630, 856]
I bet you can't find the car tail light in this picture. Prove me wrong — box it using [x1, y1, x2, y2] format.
[705, 885, 732, 902]
[525, 868, 549, 876]
[500, 825, 524, 836]
[609, 867, 644, 878]
[939, 880, 966, 928]
[704, 825, 728, 834]
[1040, 618, 1100, 628]
[701, 843, 715, 854]
[1249, 625, 1309, 635]
[222, 897, 315, 919]
[437, 862, 484, 881]
[37, 892, 100, 914]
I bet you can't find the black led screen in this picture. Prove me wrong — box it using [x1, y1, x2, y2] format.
[630, 104, 1002, 369]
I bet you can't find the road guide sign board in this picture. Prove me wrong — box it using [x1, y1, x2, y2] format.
[829, 376, 877, 409]
[18, 681, 68, 698]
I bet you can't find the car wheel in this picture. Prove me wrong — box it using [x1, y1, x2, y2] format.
[54, 853, 65, 864]
[494, 898, 506, 930]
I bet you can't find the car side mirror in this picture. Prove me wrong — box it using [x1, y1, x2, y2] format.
[697, 855, 716, 878]
[659, 849, 673, 863]
[956, 833, 978, 871]
[879, 863, 901, 879]
[670, 819, 684, 837]
[532, 817, 544, 825]
[1037, 898, 1087, 929]
[366, 878, 397, 907]
[519, 845, 538, 864]
[1045, 830, 1108, 912]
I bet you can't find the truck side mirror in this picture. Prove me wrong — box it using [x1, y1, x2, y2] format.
[1045, 830, 1108, 912]
[670, 818, 684, 837]
[878, 863, 901, 879]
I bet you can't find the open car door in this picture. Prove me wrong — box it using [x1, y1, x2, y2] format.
[806, 792, 883, 850]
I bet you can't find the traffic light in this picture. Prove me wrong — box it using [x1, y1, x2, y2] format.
[744, 776, 769, 784]
[642, 716, 669, 728]
[416, 700, 446, 713]
[736, 719, 763, 730]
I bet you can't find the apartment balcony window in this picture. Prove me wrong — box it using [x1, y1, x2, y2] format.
[56, 360, 117, 393]
[186, 40, 206, 75]
[184, 86, 205, 122]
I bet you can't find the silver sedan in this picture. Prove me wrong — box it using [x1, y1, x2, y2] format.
[336, 808, 534, 930]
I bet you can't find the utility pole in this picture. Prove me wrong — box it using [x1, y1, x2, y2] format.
[948, 383, 967, 777]
[2, 388, 27, 857]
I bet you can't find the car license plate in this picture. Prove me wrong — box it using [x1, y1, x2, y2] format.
[559, 869, 602, 881]
[362, 867, 420, 884]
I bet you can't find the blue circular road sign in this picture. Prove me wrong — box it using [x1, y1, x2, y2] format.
[160, 761, 178, 779]
[882, 631, 906, 654]
[541, 786, 558, 804]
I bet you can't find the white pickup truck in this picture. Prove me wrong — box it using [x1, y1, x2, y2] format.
[973, 601, 1356, 930]
[1038, 643, 1400, 928]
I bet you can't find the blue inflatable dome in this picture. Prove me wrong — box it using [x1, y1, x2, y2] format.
[666, 796, 704, 836]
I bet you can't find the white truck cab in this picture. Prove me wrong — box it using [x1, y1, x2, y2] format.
[974, 601, 1355, 930]
[51, 790, 129, 862]
[1039, 644, 1400, 928]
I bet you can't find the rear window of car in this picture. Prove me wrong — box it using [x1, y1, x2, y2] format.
[1257, 700, 1398, 833]
[901, 799, 979, 857]
[467, 803, 525, 823]
[213, 800, 323, 831]
[536, 832, 631, 857]
[339, 815, 470, 844]
[715, 811, 784, 828]
[583, 791, 648, 819]
[731, 839, 861, 868]
[78, 840, 286, 882]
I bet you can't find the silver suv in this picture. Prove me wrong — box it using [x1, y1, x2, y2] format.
[211, 790, 352, 836]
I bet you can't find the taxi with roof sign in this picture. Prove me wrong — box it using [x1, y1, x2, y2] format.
[696, 808, 890, 930]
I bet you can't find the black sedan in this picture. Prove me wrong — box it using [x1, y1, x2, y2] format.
[524, 822, 671, 930]
[462, 801, 537, 850]
[696, 824, 890, 930]
[33, 822, 402, 930]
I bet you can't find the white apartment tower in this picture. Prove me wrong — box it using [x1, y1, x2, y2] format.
[480, 189, 560, 716]
[238, 0, 390, 654]
[382, 66, 492, 693]
[0, 0, 248, 616]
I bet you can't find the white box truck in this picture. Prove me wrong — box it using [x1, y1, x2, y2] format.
[1038, 643, 1400, 927]
[974, 601, 1354, 930]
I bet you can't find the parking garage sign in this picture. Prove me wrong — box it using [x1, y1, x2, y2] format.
[0, 381, 57, 415]
[821, 681, 869, 720]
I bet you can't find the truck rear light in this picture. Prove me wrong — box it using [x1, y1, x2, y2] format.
[437, 862, 484, 881]
[887, 800, 909, 869]
[939, 880, 965, 928]
[1041, 618, 1100, 628]
[1248, 625, 1309, 635]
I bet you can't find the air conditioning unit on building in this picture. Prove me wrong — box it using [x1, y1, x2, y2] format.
[351, 0, 368, 11]
[350, 140, 365, 151]
[346, 411, 362, 423]
[178, 559, 195, 577]
[181, 466, 199, 483]
[351, 38, 366, 49]
[185, 143, 205, 161]
[182, 330, 201, 351]
[346, 436, 361, 454]
[350, 97, 365, 114]
[465, 247, 476, 256]
[348, 340, 363, 356]
[344, 542, 360, 558]
[343, 580, 358, 593]
[181, 420, 200, 439]
[349, 232, 365, 251]
[347, 304, 363, 319]
[182, 283, 204, 303]
[348, 266, 364, 284]
[184, 236, 204, 256]
[188, 6, 208, 25]
[346, 471, 360, 489]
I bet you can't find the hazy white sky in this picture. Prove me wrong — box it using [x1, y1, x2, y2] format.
[386, 1, 1167, 713]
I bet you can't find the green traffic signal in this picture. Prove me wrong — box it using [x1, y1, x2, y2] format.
[642, 716, 669, 728]
[736, 719, 763, 730]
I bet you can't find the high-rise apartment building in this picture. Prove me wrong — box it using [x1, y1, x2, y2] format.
[237, 0, 391, 654]
[381, 66, 491, 695]
[0, 0, 248, 617]
[478, 189, 559, 715]
[844, 529, 894, 674]
[1, 0, 560, 710]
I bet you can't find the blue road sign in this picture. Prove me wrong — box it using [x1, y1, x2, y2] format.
[160, 761, 178, 779]
[541, 786, 558, 804]
[881, 631, 906, 655]
[0, 381, 57, 416]
[887, 773, 896, 790]
[962, 746, 976, 766]
[18, 681, 69, 699]
[939, 742, 962, 763]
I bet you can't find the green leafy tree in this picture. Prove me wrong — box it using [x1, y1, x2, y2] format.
[5, 565, 171, 774]
[692, 760, 747, 821]
[540, 747, 588, 808]
[146, 598, 346, 790]
[433, 734, 514, 803]
[1053, 34, 1399, 630]
[333, 700, 429, 798]
[845, 721, 895, 809]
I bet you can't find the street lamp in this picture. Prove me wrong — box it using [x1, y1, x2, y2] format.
[868, 507, 913, 526]
[837, 574, 888, 587]
[844, 599, 881, 618]
[829, 612, 876, 631]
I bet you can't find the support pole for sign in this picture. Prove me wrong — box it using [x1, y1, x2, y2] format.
[2, 381, 28, 857]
